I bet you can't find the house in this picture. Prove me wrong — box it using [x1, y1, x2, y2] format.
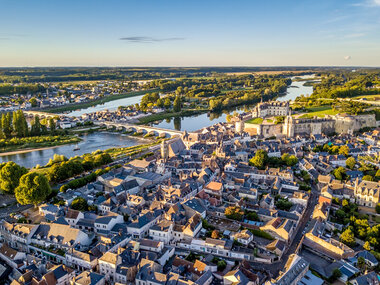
[98, 251, 119, 282]
[94, 214, 124, 234]
[355, 251, 379, 268]
[42, 265, 75, 285]
[224, 269, 258, 285]
[354, 179, 380, 208]
[260, 218, 294, 243]
[233, 229, 254, 246]
[351, 271, 380, 285]
[65, 209, 84, 226]
[267, 254, 309, 285]
[66, 249, 98, 271]
[72, 271, 105, 285]
[149, 219, 174, 244]
[0, 243, 26, 268]
[127, 210, 162, 239]
[182, 198, 207, 218]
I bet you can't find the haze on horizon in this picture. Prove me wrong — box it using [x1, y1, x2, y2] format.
[1, 0, 380, 67]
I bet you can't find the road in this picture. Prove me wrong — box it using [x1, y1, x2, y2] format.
[249, 184, 320, 278]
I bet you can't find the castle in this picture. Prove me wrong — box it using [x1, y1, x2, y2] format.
[241, 101, 377, 138]
[251, 101, 290, 118]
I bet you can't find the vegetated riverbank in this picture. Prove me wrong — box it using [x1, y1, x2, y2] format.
[137, 109, 208, 125]
[0, 135, 81, 155]
[43, 89, 159, 114]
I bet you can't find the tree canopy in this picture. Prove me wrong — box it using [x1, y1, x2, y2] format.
[0, 162, 28, 194]
[15, 172, 51, 206]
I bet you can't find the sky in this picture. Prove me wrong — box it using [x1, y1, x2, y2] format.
[1, 0, 380, 67]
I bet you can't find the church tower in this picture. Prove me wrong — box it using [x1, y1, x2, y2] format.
[161, 140, 169, 161]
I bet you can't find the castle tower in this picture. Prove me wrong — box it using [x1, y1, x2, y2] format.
[283, 115, 294, 137]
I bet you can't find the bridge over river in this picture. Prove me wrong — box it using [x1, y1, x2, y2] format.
[23, 111, 183, 138]
[96, 121, 184, 138]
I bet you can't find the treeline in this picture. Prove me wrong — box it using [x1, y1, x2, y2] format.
[0, 161, 51, 206]
[0, 110, 56, 139]
[0, 83, 45, 95]
[47, 152, 112, 184]
[297, 71, 380, 101]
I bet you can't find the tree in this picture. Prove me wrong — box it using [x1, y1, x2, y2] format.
[376, 203, 380, 214]
[15, 172, 51, 206]
[339, 145, 349, 157]
[346, 157, 356, 170]
[1, 113, 12, 138]
[330, 268, 342, 282]
[249, 150, 268, 169]
[225, 206, 244, 221]
[173, 96, 181, 112]
[281, 153, 298, 166]
[30, 115, 41, 136]
[0, 162, 28, 194]
[164, 98, 171, 109]
[211, 230, 219, 239]
[357, 256, 366, 272]
[49, 118, 56, 133]
[156, 98, 164, 108]
[29, 97, 38, 107]
[217, 260, 227, 271]
[363, 241, 371, 250]
[71, 197, 88, 212]
[333, 167, 347, 181]
[363, 175, 373, 181]
[340, 228, 356, 247]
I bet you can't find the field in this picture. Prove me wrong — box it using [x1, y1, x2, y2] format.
[351, 94, 380, 100]
[298, 106, 339, 118]
[245, 117, 264, 124]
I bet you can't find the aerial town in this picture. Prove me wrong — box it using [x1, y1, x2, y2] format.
[1, 90, 380, 285]
[1, 1, 380, 284]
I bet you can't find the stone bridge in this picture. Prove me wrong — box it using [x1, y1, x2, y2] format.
[95, 121, 184, 138]
[23, 111, 64, 119]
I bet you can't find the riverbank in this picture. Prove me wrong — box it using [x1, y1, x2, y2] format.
[0, 146, 61, 156]
[43, 89, 159, 114]
[0, 135, 81, 155]
[137, 108, 208, 125]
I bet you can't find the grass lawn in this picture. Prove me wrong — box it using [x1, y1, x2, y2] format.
[245, 117, 264, 124]
[299, 106, 339, 118]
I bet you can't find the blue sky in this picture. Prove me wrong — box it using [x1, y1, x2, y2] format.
[1, 0, 380, 66]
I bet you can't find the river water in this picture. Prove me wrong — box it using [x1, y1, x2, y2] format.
[0, 132, 146, 168]
[2, 76, 314, 168]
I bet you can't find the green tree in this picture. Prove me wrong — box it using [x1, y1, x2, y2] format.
[71, 197, 88, 212]
[338, 145, 349, 157]
[333, 167, 347, 181]
[249, 149, 268, 169]
[346, 157, 356, 170]
[340, 228, 356, 247]
[48, 118, 56, 133]
[357, 256, 366, 272]
[156, 98, 164, 108]
[363, 175, 373, 181]
[0, 161, 28, 193]
[173, 96, 181, 112]
[30, 115, 41, 136]
[363, 241, 371, 250]
[330, 268, 342, 282]
[29, 97, 38, 107]
[15, 172, 51, 206]
[1, 113, 12, 138]
[217, 260, 227, 271]
[225, 206, 244, 221]
[281, 153, 298, 166]
[164, 98, 171, 109]
[376, 203, 380, 214]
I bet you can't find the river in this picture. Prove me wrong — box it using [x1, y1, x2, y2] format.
[3, 76, 314, 167]
[0, 132, 145, 169]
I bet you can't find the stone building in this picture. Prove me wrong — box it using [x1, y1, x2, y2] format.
[252, 101, 290, 118]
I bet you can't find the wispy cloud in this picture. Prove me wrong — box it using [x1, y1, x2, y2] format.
[351, 0, 380, 7]
[119, 36, 185, 43]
